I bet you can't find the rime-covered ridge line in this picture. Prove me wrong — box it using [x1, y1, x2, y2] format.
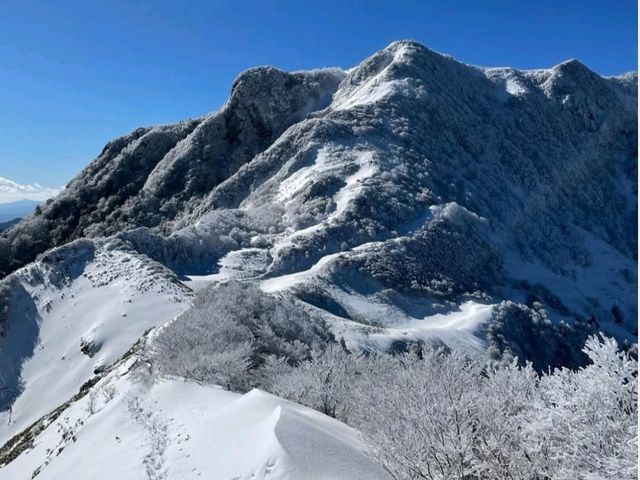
[0, 40, 636, 479]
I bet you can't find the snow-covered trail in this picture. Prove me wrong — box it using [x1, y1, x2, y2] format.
[0, 360, 390, 480]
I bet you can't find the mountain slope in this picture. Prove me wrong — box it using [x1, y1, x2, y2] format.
[0, 358, 388, 480]
[122, 40, 635, 341]
[0, 39, 636, 479]
[0, 68, 345, 276]
[0, 239, 192, 446]
[0, 219, 20, 233]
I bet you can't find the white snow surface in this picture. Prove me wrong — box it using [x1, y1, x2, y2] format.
[0, 243, 192, 446]
[332, 79, 405, 111]
[502, 228, 637, 324]
[0, 359, 389, 480]
[321, 284, 493, 353]
[331, 41, 424, 111]
[275, 148, 376, 237]
[261, 251, 343, 293]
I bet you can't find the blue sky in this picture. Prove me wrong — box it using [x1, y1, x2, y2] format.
[0, 0, 636, 193]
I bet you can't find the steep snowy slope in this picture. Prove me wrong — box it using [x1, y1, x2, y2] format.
[124, 40, 635, 348]
[2, 40, 635, 361]
[0, 239, 192, 446]
[0, 357, 389, 480]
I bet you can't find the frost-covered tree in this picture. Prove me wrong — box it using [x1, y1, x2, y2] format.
[486, 300, 597, 370]
[150, 281, 334, 391]
[353, 335, 637, 480]
[354, 350, 486, 480]
[262, 343, 360, 422]
[521, 335, 638, 480]
[264, 335, 637, 480]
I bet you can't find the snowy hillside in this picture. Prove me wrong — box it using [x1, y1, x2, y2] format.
[0, 40, 637, 478]
[0, 356, 388, 480]
[0, 239, 191, 447]
[2, 42, 635, 334]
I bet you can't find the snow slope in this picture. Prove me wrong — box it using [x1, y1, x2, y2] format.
[0, 358, 389, 480]
[0, 240, 192, 446]
[2, 42, 635, 342]
[166, 40, 635, 345]
[140, 39, 636, 355]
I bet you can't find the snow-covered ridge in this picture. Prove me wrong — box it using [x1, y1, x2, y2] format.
[0, 357, 389, 480]
[1, 36, 636, 368]
[0, 240, 192, 446]
[1, 39, 634, 275]
[3, 37, 628, 341]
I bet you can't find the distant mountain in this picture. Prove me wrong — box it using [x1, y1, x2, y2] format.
[0, 41, 636, 479]
[0, 199, 40, 223]
[0, 177, 60, 206]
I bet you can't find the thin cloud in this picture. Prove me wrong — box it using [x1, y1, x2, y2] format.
[0, 176, 63, 204]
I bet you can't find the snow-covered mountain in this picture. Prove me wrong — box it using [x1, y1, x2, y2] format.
[0, 40, 636, 478]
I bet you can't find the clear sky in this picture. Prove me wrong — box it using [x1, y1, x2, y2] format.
[0, 0, 636, 194]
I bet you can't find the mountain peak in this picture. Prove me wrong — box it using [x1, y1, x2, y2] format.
[551, 58, 597, 78]
[384, 39, 430, 53]
[382, 39, 448, 65]
[228, 65, 345, 109]
[540, 56, 617, 111]
[230, 66, 291, 97]
[336, 39, 450, 100]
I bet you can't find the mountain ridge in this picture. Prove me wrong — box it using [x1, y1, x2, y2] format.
[0, 40, 635, 277]
[1, 38, 636, 330]
[0, 39, 636, 480]
[0, 42, 636, 461]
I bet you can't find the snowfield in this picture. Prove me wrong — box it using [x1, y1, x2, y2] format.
[0, 358, 389, 480]
[0, 241, 192, 447]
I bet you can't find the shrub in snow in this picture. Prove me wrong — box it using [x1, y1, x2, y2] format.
[119, 206, 283, 275]
[0, 279, 12, 329]
[519, 335, 638, 480]
[150, 281, 334, 391]
[343, 213, 502, 299]
[262, 343, 360, 422]
[357, 335, 637, 480]
[263, 335, 637, 480]
[486, 300, 596, 371]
